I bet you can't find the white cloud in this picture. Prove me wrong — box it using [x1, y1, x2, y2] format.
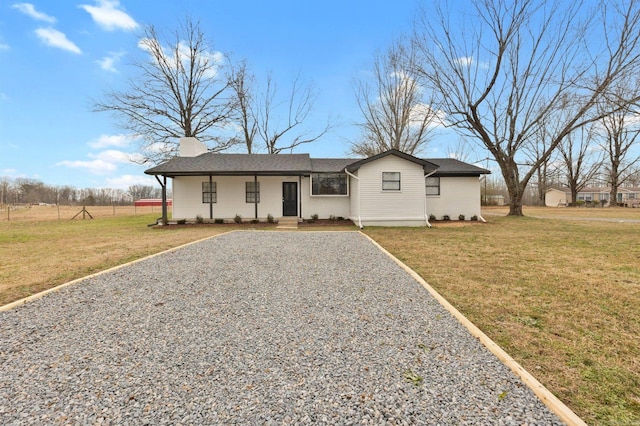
[410, 103, 447, 128]
[106, 174, 156, 189]
[35, 27, 81, 54]
[12, 3, 56, 23]
[56, 159, 117, 174]
[79, 0, 138, 31]
[95, 51, 125, 72]
[454, 56, 490, 69]
[88, 133, 137, 148]
[1, 168, 18, 177]
[89, 149, 136, 164]
[0, 43, 9, 51]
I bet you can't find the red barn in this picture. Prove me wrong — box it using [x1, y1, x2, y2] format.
[134, 199, 172, 207]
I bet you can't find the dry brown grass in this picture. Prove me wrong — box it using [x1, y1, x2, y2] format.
[1, 204, 164, 221]
[365, 209, 640, 425]
[484, 205, 640, 220]
[0, 208, 235, 306]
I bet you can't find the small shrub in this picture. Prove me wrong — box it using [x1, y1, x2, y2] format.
[267, 214, 274, 223]
[329, 214, 336, 221]
[337, 216, 344, 221]
[196, 214, 204, 224]
[311, 213, 319, 221]
[234, 214, 242, 224]
[429, 214, 436, 221]
[251, 219, 259, 224]
[177, 219, 187, 225]
[458, 214, 465, 221]
[442, 214, 450, 221]
[470, 215, 478, 221]
[576, 200, 586, 207]
[214, 218, 224, 224]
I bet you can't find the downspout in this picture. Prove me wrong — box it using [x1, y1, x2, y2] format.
[299, 175, 302, 219]
[344, 168, 363, 229]
[478, 176, 487, 223]
[154, 175, 167, 225]
[254, 174, 258, 219]
[209, 175, 213, 220]
[424, 170, 437, 228]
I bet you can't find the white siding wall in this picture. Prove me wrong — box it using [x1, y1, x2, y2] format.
[427, 176, 482, 220]
[300, 176, 351, 219]
[358, 156, 427, 226]
[172, 176, 205, 219]
[173, 175, 304, 220]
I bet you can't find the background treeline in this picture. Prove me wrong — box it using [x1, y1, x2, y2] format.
[0, 177, 167, 206]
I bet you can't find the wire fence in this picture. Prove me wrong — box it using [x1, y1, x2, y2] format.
[0, 204, 170, 222]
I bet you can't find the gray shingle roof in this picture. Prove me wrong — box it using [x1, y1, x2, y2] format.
[310, 158, 359, 173]
[144, 151, 490, 176]
[426, 158, 490, 176]
[345, 149, 439, 173]
[145, 153, 313, 176]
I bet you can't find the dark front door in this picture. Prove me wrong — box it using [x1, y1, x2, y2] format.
[282, 182, 298, 216]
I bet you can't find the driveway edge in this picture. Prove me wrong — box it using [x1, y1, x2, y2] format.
[360, 231, 586, 426]
[0, 231, 236, 313]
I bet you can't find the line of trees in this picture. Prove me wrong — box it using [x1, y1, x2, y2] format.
[0, 178, 165, 206]
[93, 3, 640, 216]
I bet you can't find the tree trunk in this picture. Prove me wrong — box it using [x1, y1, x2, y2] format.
[570, 189, 578, 207]
[508, 201, 524, 215]
[506, 181, 525, 216]
[610, 185, 618, 207]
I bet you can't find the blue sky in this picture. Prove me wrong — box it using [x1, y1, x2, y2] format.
[0, 0, 465, 189]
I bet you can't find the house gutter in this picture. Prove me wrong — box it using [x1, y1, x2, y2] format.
[344, 168, 363, 229]
[424, 170, 437, 228]
[478, 176, 487, 223]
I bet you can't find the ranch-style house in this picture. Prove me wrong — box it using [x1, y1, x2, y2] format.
[145, 138, 490, 227]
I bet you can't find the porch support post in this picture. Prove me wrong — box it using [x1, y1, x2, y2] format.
[254, 174, 258, 219]
[154, 175, 168, 224]
[209, 175, 213, 220]
[298, 175, 302, 218]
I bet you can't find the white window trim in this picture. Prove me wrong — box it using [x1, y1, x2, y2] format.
[381, 171, 401, 192]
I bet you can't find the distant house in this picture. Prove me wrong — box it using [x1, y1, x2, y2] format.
[145, 138, 490, 227]
[545, 187, 640, 207]
[134, 199, 172, 207]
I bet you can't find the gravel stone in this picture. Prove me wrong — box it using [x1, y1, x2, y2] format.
[0, 231, 565, 425]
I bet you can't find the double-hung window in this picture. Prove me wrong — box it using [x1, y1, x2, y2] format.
[246, 181, 260, 203]
[382, 172, 401, 191]
[202, 182, 217, 203]
[426, 177, 440, 196]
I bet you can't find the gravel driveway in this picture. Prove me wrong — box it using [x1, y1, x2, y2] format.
[0, 231, 563, 425]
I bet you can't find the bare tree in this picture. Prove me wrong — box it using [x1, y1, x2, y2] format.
[352, 42, 441, 157]
[230, 66, 330, 154]
[228, 60, 258, 153]
[95, 18, 237, 164]
[413, 0, 640, 215]
[597, 95, 640, 205]
[128, 185, 157, 201]
[558, 125, 604, 206]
